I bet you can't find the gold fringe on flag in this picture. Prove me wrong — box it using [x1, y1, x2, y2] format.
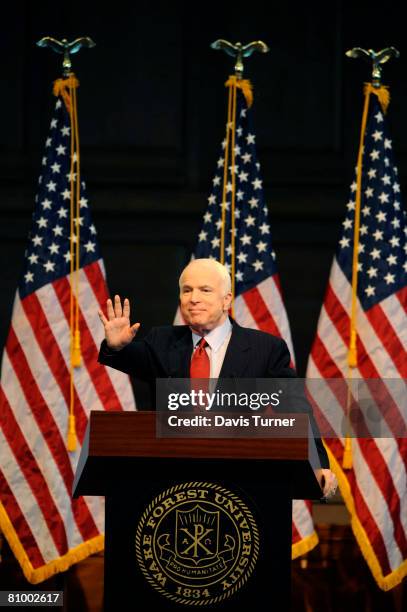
[53, 74, 82, 451]
[0, 500, 104, 583]
[343, 83, 391, 469]
[326, 445, 407, 590]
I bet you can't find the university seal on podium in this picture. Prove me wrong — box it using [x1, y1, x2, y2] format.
[135, 482, 259, 605]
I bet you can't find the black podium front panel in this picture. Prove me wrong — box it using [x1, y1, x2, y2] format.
[104, 468, 292, 611]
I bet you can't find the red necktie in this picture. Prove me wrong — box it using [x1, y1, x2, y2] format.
[190, 339, 210, 410]
[190, 338, 210, 379]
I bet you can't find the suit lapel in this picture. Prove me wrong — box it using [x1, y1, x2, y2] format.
[168, 328, 193, 378]
[219, 323, 250, 378]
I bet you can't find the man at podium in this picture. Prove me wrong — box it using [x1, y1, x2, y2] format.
[97, 258, 337, 497]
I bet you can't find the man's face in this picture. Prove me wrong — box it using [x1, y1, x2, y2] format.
[179, 263, 232, 333]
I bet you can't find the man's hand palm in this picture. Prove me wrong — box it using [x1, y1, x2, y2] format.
[98, 296, 140, 351]
[106, 316, 133, 348]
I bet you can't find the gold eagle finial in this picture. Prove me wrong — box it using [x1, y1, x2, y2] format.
[36, 36, 96, 75]
[210, 39, 269, 78]
[346, 47, 400, 87]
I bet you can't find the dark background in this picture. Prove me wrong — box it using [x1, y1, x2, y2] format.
[1, 0, 407, 375]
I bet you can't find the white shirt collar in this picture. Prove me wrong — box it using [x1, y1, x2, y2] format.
[191, 317, 232, 352]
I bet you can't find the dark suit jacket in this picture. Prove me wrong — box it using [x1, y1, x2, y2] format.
[98, 322, 329, 467]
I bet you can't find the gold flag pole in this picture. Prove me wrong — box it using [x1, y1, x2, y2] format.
[341, 46, 399, 469]
[210, 40, 269, 316]
[36, 36, 95, 451]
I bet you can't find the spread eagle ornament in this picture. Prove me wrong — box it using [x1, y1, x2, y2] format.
[210, 39, 269, 78]
[346, 47, 400, 86]
[37, 37, 96, 75]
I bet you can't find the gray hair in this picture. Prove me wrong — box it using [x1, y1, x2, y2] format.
[179, 258, 232, 295]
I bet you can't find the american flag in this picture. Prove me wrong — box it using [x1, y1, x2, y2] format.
[176, 81, 318, 558]
[0, 86, 135, 582]
[307, 88, 407, 589]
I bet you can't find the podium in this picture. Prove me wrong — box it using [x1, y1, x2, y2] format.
[73, 411, 322, 611]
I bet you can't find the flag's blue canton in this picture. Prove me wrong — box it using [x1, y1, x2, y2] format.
[337, 96, 407, 310]
[194, 89, 277, 295]
[19, 98, 100, 299]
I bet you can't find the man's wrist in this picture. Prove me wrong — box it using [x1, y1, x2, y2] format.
[106, 343, 123, 352]
[102, 339, 125, 355]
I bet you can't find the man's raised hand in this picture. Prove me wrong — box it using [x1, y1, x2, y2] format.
[98, 295, 140, 351]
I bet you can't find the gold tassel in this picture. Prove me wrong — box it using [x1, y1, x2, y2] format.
[53, 75, 80, 113]
[364, 83, 390, 113]
[342, 436, 353, 469]
[66, 414, 77, 452]
[225, 75, 253, 108]
[54, 75, 82, 450]
[343, 82, 370, 467]
[71, 330, 81, 367]
[342, 83, 392, 470]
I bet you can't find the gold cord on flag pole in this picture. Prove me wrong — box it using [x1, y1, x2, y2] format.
[229, 79, 237, 316]
[221, 76, 254, 316]
[343, 82, 390, 469]
[53, 74, 82, 451]
[72, 82, 82, 368]
[211, 40, 265, 316]
[220, 86, 233, 266]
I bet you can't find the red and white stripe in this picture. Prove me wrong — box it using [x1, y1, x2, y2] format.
[234, 276, 295, 362]
[175, 272, 316, 554]
[0, 260, 136, 575]
[307, 258, 407, 584]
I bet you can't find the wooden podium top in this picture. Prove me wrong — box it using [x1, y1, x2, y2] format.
[88, 411, 311, 459]
[73, 411, 322, 499]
